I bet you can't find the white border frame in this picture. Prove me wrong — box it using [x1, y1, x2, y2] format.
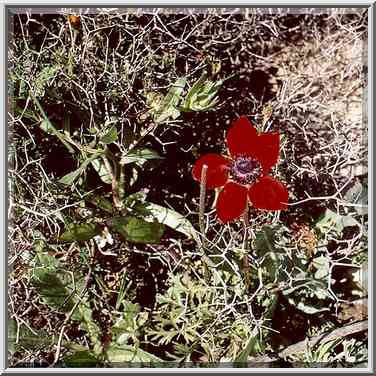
[1, 1, 374, 373]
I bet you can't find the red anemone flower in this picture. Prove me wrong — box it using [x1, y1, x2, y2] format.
[192, 116, 289, 223]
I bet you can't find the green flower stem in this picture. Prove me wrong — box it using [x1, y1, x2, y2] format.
[102, 153, 122, 210]
[242, 207, 251, 292]
[199, 164, 211, 281]
[199, 164, 208, 239]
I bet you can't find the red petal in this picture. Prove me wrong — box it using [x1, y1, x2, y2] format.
[248, 176, 288, 210]
[216, 182, 248, 223]
[192, 154, 230, 189]
[252, 133, 280, 175]
[227, 116, 258, 157]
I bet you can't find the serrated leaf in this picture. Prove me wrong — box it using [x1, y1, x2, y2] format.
[90, 158, 112, 185]
[106, 344, 163, 363]
[121, 148, 164, 166]
[181, 72, 223, 112]
[63, 350, 98, 367]
[59, 222, 102, 243]
[108, 216, 164, 244]
[100, 125, 118, 144]
[133, 202, 197, 240]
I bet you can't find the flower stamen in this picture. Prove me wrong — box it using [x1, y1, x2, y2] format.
[231, 156, 262, 185]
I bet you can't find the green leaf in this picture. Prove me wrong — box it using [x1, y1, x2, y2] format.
[58, 168, 84, 186]
[75, 302, 103, 355]
[149, 78, 187, 124]
[8, 319, 55, 354]
[181, 73, 207, 108]
[108, 216, 164, 244]
[282, 278, 330, 298]
[235, 332, 262, 363]
[85, 194, 113, 213]
[90, 158, 112, 185]
[30, 250, 103, 355]
[59, 222, 102, 243]
[59, 153, 102, 185]
[344, 181, 368, 215]
[254, 224, 303, 283]
[254, 224, 289, 255]
[180, 72, 223, 112]
[31, 265, 78, 313]
[312, 256, 330, 280]
[34, 250, 60, 269]
[100, 125, 118, 144]
[352, 261, 368, 294]
[294, 301, 330, 314]
[121, 148, 164, 166]
[30, 93, 75, 154]
[283, 278, 332, 314]
[9, 319, 86, 355]
[34, 65, 60, 97]
[63, 350, 98, 367]
[106, 344, 163, 364]
[315, 209, 360, 235]
[112, 302, 141, 345]
[340, 215, 360, 229]
[33, 238, 48, 254]
[40, 119, 57, 135]
[133, 201, 197, 240]
[124, 191, 148, 207]
[314, 337, 343, 362]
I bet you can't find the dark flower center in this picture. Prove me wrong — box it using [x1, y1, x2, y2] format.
[231, 156, 262, 185]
